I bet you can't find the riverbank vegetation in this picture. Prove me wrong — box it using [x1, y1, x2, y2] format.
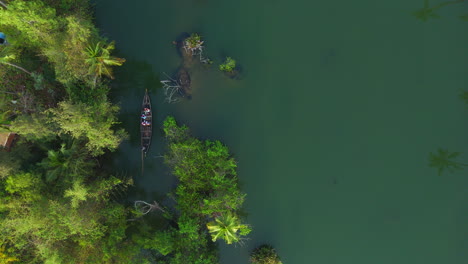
[131, 117, 250, 263]
[0, 1, 258, 263]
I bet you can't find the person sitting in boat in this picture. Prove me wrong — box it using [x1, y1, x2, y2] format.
[141, 120, 151, 126]
[141, 114, 147, 120]
[144, 108, 151, 114]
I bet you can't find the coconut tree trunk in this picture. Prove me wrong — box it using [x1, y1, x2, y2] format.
[1, 62, 31, 75]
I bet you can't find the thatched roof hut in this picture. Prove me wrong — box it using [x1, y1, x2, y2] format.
[0, 132, 17, 151]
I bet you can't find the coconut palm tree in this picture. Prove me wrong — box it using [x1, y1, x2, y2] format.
[206, 213, 250, 244]
[38, 141, 95, 182]
[85, 41, 125, 86]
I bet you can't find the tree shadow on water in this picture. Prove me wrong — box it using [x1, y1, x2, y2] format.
[109, 59, 161, 143]
[112, 59, 162, 95]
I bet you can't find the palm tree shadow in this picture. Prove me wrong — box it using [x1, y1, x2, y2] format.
[413, 0, 466, 21]
[428, 148, 467, 175]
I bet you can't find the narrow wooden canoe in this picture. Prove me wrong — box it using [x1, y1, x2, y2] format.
[141, 89, 152, 156]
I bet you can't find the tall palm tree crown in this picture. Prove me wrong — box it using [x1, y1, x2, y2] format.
[85, 41, 125, 85]
[207, 213, 246, 244]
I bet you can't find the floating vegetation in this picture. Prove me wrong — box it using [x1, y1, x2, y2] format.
[219, 57, 236, 73]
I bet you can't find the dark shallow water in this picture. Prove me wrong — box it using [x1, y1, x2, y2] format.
[94, 1, 468, 263]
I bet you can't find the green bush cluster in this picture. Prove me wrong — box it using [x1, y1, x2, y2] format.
[250, 244, 283, 264]
[219, 57, 236, 72]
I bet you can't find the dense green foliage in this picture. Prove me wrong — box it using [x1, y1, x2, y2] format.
[0, 1, 136, 263]
[0, 0, 125, 110]
[130, 117, 250, 263]
[0, 135, 140, 263]
[250, 245, 283, 264]
[219, 57, 236, 73]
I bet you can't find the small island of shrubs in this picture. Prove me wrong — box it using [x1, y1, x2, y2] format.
[250, 244, 283, 264]
[219, 56, 236, 73]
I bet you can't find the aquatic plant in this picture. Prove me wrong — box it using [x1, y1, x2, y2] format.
[250, 244, 283, 264]
[219, 57, 236, 72]
[183, 33, 204, 55]
[182, 33, 213, 64]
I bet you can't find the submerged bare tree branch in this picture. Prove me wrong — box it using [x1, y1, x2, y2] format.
[134, 200, 165, 215]
[161, 72, 182, 103]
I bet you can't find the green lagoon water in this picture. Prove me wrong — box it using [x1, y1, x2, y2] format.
[94, 0, 468, 263]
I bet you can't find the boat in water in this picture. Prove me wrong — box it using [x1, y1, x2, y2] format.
[141, 89, 152, 157]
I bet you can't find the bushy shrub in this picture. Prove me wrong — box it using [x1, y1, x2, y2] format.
[250, 244, 282, 264]
[219, 57, 236, 72]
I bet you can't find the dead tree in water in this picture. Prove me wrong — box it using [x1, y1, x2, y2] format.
[190, 45, 211, 64]
[183, 33, 211, 64]
[199, 52, 211, 64]
[183, 33, 203, 55]
[134, 200, 165, 215]
[161, 72, 182, 103]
